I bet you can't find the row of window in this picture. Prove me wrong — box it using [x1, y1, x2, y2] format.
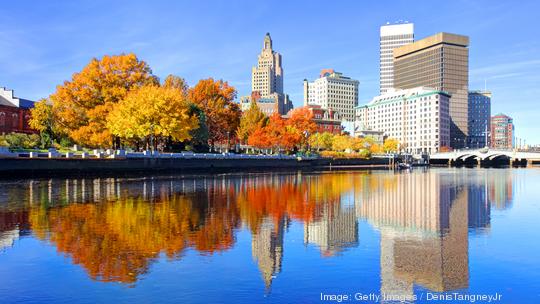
[0, 112, 23, 128]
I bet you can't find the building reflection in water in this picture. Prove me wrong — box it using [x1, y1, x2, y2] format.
[0, 169, 514, 292]
[252, 217, 285, 290]
[354, 169, 512, 299]
[304, 201, 358, 257]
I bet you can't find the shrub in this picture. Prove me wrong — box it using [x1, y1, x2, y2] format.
[320, 150, 371, 159]
[0, 133, 40, 149]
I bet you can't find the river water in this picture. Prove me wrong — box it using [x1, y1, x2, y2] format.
[0, 168, 539, 303]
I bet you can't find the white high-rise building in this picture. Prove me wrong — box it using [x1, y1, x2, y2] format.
[303, 69, 359, 121]
[354, 87, 451, 154]
[380, 22, 414, 94]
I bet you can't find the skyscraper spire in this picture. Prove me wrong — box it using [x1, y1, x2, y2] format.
[263, 32, 272, 50]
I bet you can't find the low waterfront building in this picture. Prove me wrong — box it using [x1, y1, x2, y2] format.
[282, 105, 342, 134]
[490, 113, 514, 150]
[354, 87, 451, 154]
[240, 91, 293, 116]
[303, 69, 359, 121]
[0, 87, 35, 134]
[353, 125, 385, 145]
[303, 105, 343, 134]
[468, 91, 491, 148]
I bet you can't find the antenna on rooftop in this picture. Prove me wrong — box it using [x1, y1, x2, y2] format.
[484, 79, 487, 91]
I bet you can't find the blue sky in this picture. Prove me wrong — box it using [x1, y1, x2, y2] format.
[1, 0, 539, 144]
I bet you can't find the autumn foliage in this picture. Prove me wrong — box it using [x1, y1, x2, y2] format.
[107, 84, 199, 148]
[247, 107, 317, 153]
[237, 100, 268, 143]
[24, 172, 368, 284]
[51, 53, 158, 147]
[188, 78, 241, 146]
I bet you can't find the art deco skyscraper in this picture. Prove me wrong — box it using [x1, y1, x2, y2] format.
[251, 33, 283, 97]
[393, 33, 469, 148]
[379, 23, 414, 94]
[242, 33, 293, 115]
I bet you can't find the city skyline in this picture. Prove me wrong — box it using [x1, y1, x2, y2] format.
[1, 1, 539, 143]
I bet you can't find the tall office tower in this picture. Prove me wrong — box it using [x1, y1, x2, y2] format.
[394, 33, 469, 149]
[303, 69, 359, 121]
[243, 33, 293, 115]
[490, 113, 515, 150]
[379, 22, 414, 94]
[252, 33, 283, 97]
[468, 91, 491, 148]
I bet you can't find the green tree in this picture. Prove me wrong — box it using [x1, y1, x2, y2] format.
[187, 104, 209, 151]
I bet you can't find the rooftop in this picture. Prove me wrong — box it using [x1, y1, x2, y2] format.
[394, 32, 469, 59]
[356, 87, 451, 108]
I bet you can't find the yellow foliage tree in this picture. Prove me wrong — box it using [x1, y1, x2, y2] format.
[383, 138, 400, 153]
[107, 85, 199, 148]
[331, 134, 351, 152]
[308, 132, 333, 151]
[29, 99, 59, 148]
[237, 100, 267, 143]
[162, 74, 189, 95]
[29, 99, 53, 133]
[51, 53, 158, 147]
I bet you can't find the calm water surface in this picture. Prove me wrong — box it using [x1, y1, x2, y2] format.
[1, 168, 539, 303]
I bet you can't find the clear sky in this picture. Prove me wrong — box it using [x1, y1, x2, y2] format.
[1, 0, 539, 144]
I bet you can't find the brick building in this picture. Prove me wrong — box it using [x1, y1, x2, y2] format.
[301, 105, 343, 135]
[490, 113, 514, 150]
[0, 88, 35, 134]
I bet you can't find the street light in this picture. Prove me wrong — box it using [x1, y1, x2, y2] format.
[227, 131, 230, 153]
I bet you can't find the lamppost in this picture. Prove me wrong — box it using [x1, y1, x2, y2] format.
[226, 131, 230, 153]
[150, 123, 155, 154]
[304, 130, 310, 155]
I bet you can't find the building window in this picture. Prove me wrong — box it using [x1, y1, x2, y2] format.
[0, 113, 5, 127]
[12, 114, 18, 128]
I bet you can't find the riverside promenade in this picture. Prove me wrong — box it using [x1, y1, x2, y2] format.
[0, 149, 391, 176]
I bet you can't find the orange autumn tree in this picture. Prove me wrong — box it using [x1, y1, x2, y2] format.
[248, 113, 298, 153]
[51, 53, 158, 147]
[286, 107, 318, 151]
[188, 78, 241, 148]
[247, 127, 272, 149]
[247, 109, 316, 153]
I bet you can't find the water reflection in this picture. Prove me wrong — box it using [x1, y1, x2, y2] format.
[0, 169, 515, 296]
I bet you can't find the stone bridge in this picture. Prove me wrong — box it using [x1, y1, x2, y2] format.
[430, 149, 540, 167]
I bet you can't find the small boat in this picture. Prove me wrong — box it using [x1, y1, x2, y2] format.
[397, 163, 411, 170]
